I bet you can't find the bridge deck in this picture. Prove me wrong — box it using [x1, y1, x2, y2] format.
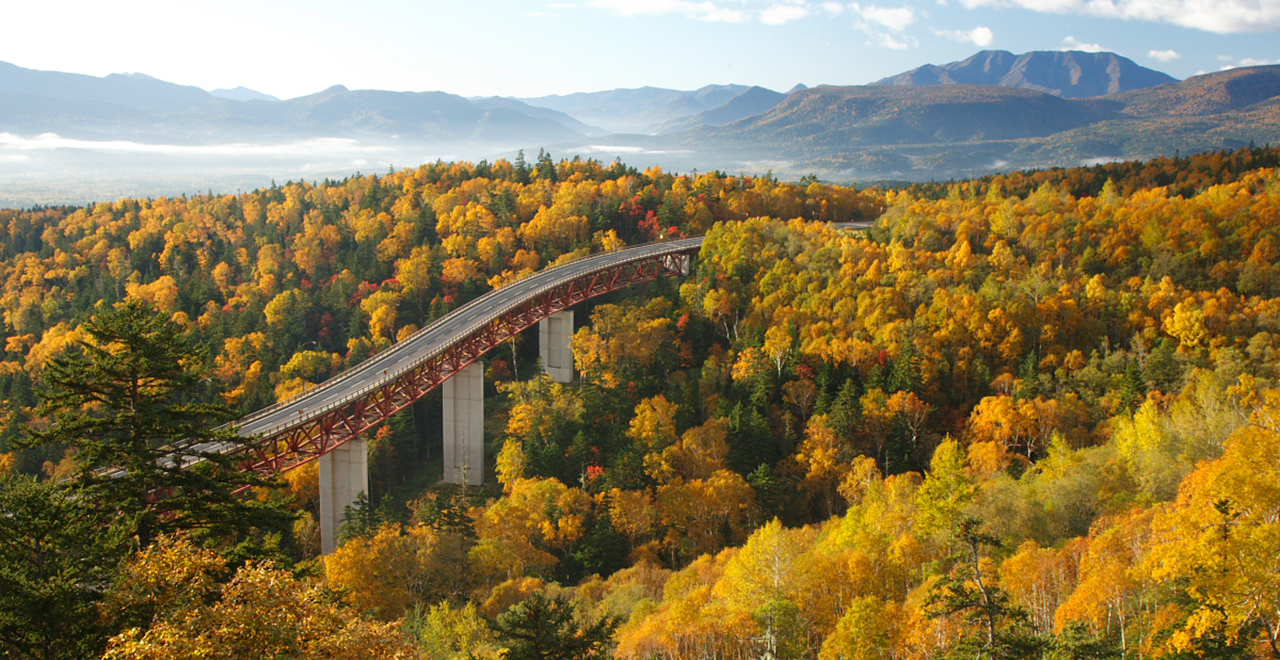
[238, 237, 702, 440]
[164, 221, 870, 476]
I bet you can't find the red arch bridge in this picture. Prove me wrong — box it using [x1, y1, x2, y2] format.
[174, 223, 869, 552]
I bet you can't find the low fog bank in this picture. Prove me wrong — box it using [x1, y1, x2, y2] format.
[0, 133, 951, 209]
[0, 135, 798, 208]
[0, 136, 490, 207]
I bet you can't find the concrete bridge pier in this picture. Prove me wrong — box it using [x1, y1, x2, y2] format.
[540, 310, 574, 383]
[319, 437, 368, 555]
[443, 361, 485, 486]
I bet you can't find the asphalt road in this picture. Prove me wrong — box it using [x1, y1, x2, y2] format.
[233, 236, 705, 441]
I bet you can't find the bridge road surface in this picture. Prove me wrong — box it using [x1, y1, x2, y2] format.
[169, 222, 872, 465]
[228, 237, 702, 446]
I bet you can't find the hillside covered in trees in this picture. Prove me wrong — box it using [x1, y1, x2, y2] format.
[1, 146, 1279, 659]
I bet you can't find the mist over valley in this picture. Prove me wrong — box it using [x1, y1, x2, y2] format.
[3, 51, 1280, 206]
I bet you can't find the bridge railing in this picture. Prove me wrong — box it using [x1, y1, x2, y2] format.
[231, 237, 703, 439]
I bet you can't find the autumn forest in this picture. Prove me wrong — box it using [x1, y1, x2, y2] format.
[1, 146, 1279, 659]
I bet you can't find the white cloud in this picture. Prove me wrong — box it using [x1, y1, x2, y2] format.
[851, 3, 918, 31]
[873, 33, 914, 48]
[822, 2, 847, 14]
[953, 0, 1280, 34]
[1221, 56, 1280, 70]
[761, 3, 811, 24]
[969, 26, 995, 45]
[1061, 35, 1106, 52]
[1147, 49, 1181, 61]
[585, 0, 747, 22]
[847, 3, 917, 49]
[936, 25, 994, 46]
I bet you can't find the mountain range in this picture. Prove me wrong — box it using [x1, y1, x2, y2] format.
[2, 50, 1280, 205]
[873, 50, 1178, 98]
[594, 64, 1280, 180]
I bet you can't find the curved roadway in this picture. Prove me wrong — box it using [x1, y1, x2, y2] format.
[232, 236, 705, 441]
[234, 221, 872, 442]
[154, 220, 871, 470]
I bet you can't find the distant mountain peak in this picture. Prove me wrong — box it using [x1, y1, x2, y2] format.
[651, 85, 785, 134]
[515, 84, 751, 134]
[0, 60, 218, 114]
[874, 49, 1177, 98]
[210, 86, 281, 103]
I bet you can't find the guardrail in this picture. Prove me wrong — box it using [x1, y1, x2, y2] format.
[233, 237, 704, 440]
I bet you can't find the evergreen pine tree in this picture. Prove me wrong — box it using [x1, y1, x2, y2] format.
[1016, 351, 1041, 399]
[536, 149, 558, 183]
[23, 299, 290, 549]
[0, 475, 128, 660]
[514, 150, 531, 184]
[490, 592, 617, 660]
[927, 517, 1045, 660]
[828, 378, 863, 439]
[888, 343, 921, 394]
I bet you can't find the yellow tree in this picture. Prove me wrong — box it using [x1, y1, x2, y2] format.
[645, 418, 730, 483]
[572, 299, 675, 388]
[713, 519, 818, 660]
[655, 469, 757, 563]
[998, 539, 1082, 635]
[913, 438, 975, 539]
[324, 523, 470, 620]
[413, 601, 502, 660]
[103, 536, 416, 660]
[819, 596, 903, 660]
[1055, 508, 1158, 656]
[469, 477, 593, 584]
[628, 395, 681, 452]
[796, 414, 852, 516]
[860, 388, 896, 472]
[1142, 402, 1280, 658]
[967, 395, 1036, 460]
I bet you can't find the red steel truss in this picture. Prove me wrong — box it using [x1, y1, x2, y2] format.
[235, 249, 695, 478]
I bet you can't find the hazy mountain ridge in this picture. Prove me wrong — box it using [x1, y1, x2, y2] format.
[560, 65, 1279, 181]
[9, 52, 1280, 206]
[0, 61, 219, 114]
[689, 65, 1280, 178]
[725, 85, 1122, 143]
[0, 63, 591, 148]
[210, 86, 280, 103]
[514, 84, 753, 134]
[469, 97, 609, 137]
[652, 86, 787, 134]
[874, 50, 1177, 98]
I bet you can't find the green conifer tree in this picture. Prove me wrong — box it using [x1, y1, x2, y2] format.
[0, 475, 128, 660]
[490, 592, 617, 660]
[23, 299, 289, 549]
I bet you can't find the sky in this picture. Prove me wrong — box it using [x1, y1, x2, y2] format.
[1, 0, 1278, 99]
